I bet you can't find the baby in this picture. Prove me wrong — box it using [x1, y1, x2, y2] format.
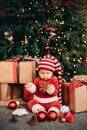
[25, 55, 62, 120]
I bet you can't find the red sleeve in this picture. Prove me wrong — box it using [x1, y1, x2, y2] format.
[50, 76, 59, 96]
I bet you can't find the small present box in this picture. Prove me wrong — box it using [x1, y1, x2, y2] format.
[73, 75, 87, 82]
[0, 83, 23, 101]
[62, 82, 87, 112]
[0, 59, 36, 84]
[23, 85, 34, 101]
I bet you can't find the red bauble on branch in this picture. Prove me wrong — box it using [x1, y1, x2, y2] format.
[45, 44, 50, 51]
[45, 2, 49, 6]
[19, 7, 25, 13]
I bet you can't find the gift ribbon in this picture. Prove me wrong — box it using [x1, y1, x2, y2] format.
[10, 57, 21, 84]
[67, 82, 84, 89]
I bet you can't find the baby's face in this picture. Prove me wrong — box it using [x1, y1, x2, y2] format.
[39, 69, 53, 80]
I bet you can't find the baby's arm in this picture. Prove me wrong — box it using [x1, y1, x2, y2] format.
[46, 77, 59, 95]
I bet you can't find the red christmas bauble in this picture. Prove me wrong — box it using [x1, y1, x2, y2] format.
[45, 45, 50, 51]
[59, 113, 66, 122]
[47, 111, 57, 121]
[45, 2, 49, 6]
[19, 7, 25, 13]
[65, 112, 75, 123]
[8, 101, 17, 110]
[37, 111, 47, 122]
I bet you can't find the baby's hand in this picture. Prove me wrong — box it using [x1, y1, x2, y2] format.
[25, 83, 32, 91]
[46, 84, 55, 94]
[25, 83, 36, 93]
[46, 85, 52, 91]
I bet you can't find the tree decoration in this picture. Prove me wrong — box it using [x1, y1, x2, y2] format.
[45, 0, 49, 6]
[4, 29, 14, 44]
[59, 112, 75, 123]
[48, 31, 56, 39]
[45, 44, 50, 51]
[8, 101, 17, 110]
[45, 24, 56, 31]
[9, 115, 18, 123]
[27, 115, 38, 126]
[59, 113, 66, 122]
[19, 7, 25, 13]
[12, 108, 28, 116]
[65, 112, 75, 123]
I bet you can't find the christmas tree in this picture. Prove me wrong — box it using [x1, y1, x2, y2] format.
[0, 0, 87, 81]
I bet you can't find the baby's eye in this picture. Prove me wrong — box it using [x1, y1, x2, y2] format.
[41, 72, 45, 74]
[46, 73, 49, 74]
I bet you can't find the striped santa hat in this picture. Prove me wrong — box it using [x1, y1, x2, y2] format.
[38, 55, 63, 105]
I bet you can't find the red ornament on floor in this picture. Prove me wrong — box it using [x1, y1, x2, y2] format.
[65, 112, 75, 123]
[47, 111, 57, 121]
[37, 111, 47, 122]
[59, 113, 66, 122]
[8, 101, 17, 110]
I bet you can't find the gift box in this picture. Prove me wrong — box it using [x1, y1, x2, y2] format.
[23, 85, 34, 101]
[0, 83, 23, 101]
[72, 75, 87, 82]
[0, 59, 36, 84]
[62, 82, 87, 112]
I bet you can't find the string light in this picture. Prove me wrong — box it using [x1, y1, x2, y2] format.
[68, 73, 70, 75]
[73, 59, 76, 62]
[56, 19, 58, 22]
[82, 34, 85, 37]
[74, 71, 76, 74]
[61, 8, 64, 11]
[35, 20, 38, 23]
[84, 41, 87, 43]
[70, 28, 72, 30]
[58, 36, 60, 39]
[63, 42, 66, 44]
[37, 39, 39, 42]
[29, 8, 31, 10]
[73, 64, 76, 67]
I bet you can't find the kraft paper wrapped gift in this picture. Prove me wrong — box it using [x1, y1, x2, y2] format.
[62, 82, 87, 112]
[0, 83, 23, 101]
[73, 75, 87, 82]
[0, 59, 36, 84]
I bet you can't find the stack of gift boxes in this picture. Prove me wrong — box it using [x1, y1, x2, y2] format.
[62, 75, 87, 113]
[0, 58, 36, 103]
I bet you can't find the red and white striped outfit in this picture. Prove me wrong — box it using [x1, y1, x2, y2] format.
[27, 76, 61, 115]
